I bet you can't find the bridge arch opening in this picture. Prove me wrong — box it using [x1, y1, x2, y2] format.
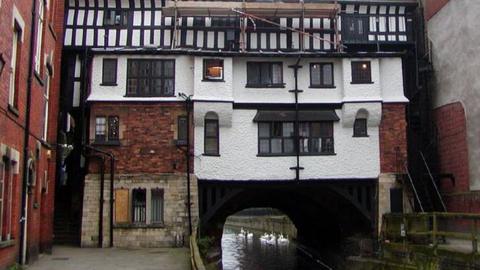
[199, 181, 376, 269]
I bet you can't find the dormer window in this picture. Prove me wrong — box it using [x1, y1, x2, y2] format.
[203, 59, 224, 81]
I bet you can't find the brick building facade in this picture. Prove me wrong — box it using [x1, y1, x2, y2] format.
[0, 0, 63, 268]
[424, 0, 480, 213]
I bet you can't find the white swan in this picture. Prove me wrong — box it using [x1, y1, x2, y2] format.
[247, 232, 253, 238]
[278, 234, 289, 244]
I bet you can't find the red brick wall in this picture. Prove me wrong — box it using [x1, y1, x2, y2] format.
[88, 102, 190, 174]
[433, 102, 479, 213]
[379, 104, 407, 174]
[424, 0, 450, 21]
[0, 0, 63, 267]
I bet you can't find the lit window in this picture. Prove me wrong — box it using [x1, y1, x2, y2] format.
[203, 59, 224, 81]
[95, 116, 106, 142]
[351, 61, 372, 84]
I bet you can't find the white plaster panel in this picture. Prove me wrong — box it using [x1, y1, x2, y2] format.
[193, 57, 233, 102]
[193, 102, 233, 128]
[342, 58, 381, 102]
[341, 102, 382, 128]
[194, 110, 380, 180]
[379, 58, 408, 103]
[88, 55, 193, 101]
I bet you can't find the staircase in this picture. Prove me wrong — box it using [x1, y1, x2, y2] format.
[403, 151, 447, 213]
[54, 210, 80, 245]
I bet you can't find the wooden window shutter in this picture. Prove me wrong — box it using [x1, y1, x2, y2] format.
[114, 188, 129, 224]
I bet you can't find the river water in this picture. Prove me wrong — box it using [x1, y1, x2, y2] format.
[222, 226, 326, 270]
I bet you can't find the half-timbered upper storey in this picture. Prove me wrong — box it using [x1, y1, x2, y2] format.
[63, 0, 417, 52]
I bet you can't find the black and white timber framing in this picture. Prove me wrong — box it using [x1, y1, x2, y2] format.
[64, 0, 416, 51]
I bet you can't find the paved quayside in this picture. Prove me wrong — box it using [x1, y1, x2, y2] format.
[26, 246, 191, 270]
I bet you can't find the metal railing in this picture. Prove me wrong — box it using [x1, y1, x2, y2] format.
[383, 212, 480, 255]
[419, 151, 447, 212]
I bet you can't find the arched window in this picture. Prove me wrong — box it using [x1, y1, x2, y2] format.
[353, 110, 368, 137]
[204, 112, 219, 156]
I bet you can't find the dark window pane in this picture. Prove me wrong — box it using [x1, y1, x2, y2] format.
[271, 63, 282, 84]
[352, 61, 372, 83]
[323, 64, 333, 86]
[127, 78, 137, 95]
[311, 64, 321, 86]
[108, 116, 119, 141]
[259, 139, 270, 154]
[247, 63, 260, 85]
[151, 189, 164, 223]
[299, 123, 309, 137]
[178, 116, 188, 141]
[284, 138, 294, 153]
[102, 59, 117, 84]
[259, 123, 270, 137]
[205, 121, 218, 137]
[282, 122, 294, 137]
[152, 61, 163, 77]
[151, 79, 162, 95]
[132, 189, 146, 223]
[260, 63, 271, 85]
[299, 138, 309, 153]
[271, 138, 282, 154]
[205, 138, 218, 154]
[272, 122, 282, 137]
[311, 138, 321, 153]
[354, 118, 368, 137]
[138, 61, 150, 76]
[164, 79, 175, 96]
[164, 61, 175, 77]
[322, 137, 334, 153]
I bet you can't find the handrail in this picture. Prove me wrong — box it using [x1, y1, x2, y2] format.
[419, 151, 447, 212]
[404, 163, 425, 212]
[383, 212, 480, 255]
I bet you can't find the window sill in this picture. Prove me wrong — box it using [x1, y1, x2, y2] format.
[114, 223, 165, 229]
[309, 85, 336, 89]
[100, 83, 118, 86]
[350, 81, 374, 84]
[245, 84, 286, 88]
[0, 239, 15, 249]
[7, 104, 19, 117]
[34, 71, 44, 86]
[353, 135, 369, 138]
[92, 140, 121, 146]
[203, 153, 220, 157]
[257, 153, 336, 157]
[202, 78, 225, 82]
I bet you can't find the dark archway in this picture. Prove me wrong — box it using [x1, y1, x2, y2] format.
[198, 179, 377, 267]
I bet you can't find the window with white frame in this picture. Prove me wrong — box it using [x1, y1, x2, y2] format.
[0, 159, 14, 241]
[9, 25, 21, 109]
[43, 75, 50, 140]
[34, 0, 45, 74]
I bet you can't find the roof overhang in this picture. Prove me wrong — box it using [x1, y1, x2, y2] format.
[253, 110, 340, 122]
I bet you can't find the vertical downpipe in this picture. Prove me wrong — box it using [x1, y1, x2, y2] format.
[288, 57, 303, 181]
[20, 0, 38, 264]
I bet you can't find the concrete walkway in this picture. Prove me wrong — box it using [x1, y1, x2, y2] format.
[27, 246, 191, 270]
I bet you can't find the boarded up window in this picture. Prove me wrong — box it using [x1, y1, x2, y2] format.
[115, 189, 129, 224]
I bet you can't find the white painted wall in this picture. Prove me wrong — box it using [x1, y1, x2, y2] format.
[194, 105, 381, 181]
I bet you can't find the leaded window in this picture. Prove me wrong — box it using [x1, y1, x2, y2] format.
[104, 10, 128, 26]
[95, 116, 106, 142]
[246, 62, 283, 87]
[132, 189, 146, 224]
[177, 116, 188, 145]
[354, 118, 368, 137]
[108, 116, 119, 141]
[310, 63, 334, 87]
[258, 121, 334, 155]
[126, 59, 175, 97]
[204, 113, 219, 156]
[95, 116, 119, 143]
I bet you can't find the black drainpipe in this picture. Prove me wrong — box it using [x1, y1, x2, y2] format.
[179, 93, 193, 236]
[19, 0, 38, 264]
[84, 145, 115, 247]
[288, 57, 304, 181]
